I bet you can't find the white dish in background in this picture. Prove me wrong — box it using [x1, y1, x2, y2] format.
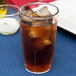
[50, 0, 76, 35]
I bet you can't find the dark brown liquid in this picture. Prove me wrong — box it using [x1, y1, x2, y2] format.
[20, 19, 57, 72]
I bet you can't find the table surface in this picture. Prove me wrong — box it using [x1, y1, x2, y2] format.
[0, 27, 76, 76]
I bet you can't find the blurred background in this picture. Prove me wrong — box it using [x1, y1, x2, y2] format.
[5, 0, 76, 35]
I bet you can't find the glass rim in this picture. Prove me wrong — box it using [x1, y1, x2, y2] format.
[19, 2, 59, 20]
[0, 4, 19, 17]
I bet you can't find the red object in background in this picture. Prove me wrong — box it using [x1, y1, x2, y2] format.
[7, 0, 55, 7]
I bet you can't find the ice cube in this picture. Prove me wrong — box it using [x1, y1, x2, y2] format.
[35, 39, 52, 50]
[32, 13, 39, 17]
[22, 9, 39, 22]
[43, 40, 52, 45]
[24, 10, 34, 17]
[23, 9, 39, 17]
[29, 28, 39, 39]
[29, 31, 37, 38]
[22, 10, 34, 22]
[35, 6, 52, 17]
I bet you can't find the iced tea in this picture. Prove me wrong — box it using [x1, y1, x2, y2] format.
[19, 2, 59, 74]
